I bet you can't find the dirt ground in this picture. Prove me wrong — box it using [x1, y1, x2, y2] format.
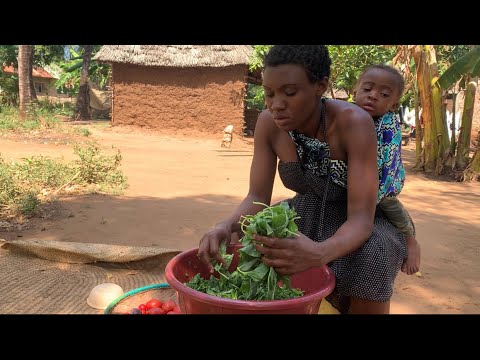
[0, 122, 479, 314]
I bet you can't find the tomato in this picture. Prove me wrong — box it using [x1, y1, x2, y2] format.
[162, 299, 177, 312]
[147, 307, 166, 315]
[146, 298, 163, 309]
[138, 304, 147, 311]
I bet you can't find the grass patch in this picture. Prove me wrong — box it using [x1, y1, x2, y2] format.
[0, 140, 128, 219]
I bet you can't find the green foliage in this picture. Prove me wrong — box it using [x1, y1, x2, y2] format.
[0, 45, 18, 67]
[186, 202, 304, 301]
[33, 45, 65, 67]
[0, 102, 76, 133]
[435, 45, 472, 77]
[0, 73, 18, 106]
[18, 192, 41, 216]
[55, 45, 111, 95]
[13, 156, 74, 188]
[72, 141, 128, 191]
[0, 141, 128, 218]
[0, 46, 19, 106]
[0, 156, 41, 217]
[0, 158, 20, 206]
[245, 83, 265, 110]
[249, 45, 272, 72]
[437, 46, 480, 90]
[327, 45, 396, 96]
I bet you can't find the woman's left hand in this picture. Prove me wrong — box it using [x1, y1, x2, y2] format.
[253, 232, 323, 275]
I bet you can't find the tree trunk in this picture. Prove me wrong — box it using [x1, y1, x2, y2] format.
[426, 46, 451, 174]
[413, 83, 423, 168]
[329, 84, 336, 99]
[411, 45, 452, 174]
[412, 46, 437, 173]
[29, 45, 37, 101]
[75, 45, 93, 120]
[455, 77, 477, 169]
[18, 45, 32, 120]
[462, 130, 480, 181]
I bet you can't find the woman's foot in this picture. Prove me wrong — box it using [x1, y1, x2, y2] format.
[402, 237, 421, 275]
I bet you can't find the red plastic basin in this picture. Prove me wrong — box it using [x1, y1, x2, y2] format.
[165, 243, 335, 314]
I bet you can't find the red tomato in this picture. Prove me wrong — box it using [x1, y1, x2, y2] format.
[146, 298, 163, 309]
[162, 300, 177, 312]
[147, 307, 166, 315]
[138, 304, 147, 311]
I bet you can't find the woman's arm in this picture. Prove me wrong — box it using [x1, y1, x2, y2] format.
[198, 110, 278, 269]
[254, 107, 379, 274]
[316, 107, 378, 263]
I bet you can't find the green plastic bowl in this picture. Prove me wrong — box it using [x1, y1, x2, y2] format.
[104, 283, 178, 314]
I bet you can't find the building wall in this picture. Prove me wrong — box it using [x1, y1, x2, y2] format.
[33, 78, 57, 96]
[111, 63, 248, 135]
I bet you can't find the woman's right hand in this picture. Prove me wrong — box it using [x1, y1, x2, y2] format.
[197, 223, 232, 273]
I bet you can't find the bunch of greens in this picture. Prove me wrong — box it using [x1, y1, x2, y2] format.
[185, 202, 304, 300]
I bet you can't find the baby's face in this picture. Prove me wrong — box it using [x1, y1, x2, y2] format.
[355, 69, 401, 118]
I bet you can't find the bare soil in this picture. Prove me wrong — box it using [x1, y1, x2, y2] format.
[0, 122, 479, 314]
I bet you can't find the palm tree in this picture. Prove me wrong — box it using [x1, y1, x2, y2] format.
[18, 45, 32, 119]
[75, 45, 93, 120]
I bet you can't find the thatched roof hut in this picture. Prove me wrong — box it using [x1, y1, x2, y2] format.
[94, 45, 253, 67]
[94, 45, 255, 135]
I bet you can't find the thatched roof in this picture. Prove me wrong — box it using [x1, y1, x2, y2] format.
[93, 45, 254, 68]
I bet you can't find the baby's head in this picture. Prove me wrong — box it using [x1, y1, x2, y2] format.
[355, 64, 404, 118]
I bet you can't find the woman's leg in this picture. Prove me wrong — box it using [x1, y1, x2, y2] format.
[349, 297, 390, 314]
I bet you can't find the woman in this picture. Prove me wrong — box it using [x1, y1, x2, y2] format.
[197, 45, 407, 314]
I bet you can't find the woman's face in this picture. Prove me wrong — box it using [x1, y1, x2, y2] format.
[262, 64, 323, 131]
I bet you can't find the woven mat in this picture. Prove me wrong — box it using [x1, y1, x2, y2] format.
[0, 239, 181, 314]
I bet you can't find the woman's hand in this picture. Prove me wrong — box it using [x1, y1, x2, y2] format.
[253, 232, 323, 275]
[197, 223, 232, 273]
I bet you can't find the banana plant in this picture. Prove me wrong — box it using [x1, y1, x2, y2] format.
[436, 46, 480, 175]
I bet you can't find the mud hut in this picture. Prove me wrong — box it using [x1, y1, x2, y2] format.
[94, 45, 254, 135]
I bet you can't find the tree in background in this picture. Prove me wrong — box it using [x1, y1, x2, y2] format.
[76, 45, 93, 120]
[0, 45, 65, 109]
[18, 45, 33, 119]
[54, 45, 111, 119]
[328, 46, 396, 99]
[0, 45, 19, 106]
[437, 45, 480, 180]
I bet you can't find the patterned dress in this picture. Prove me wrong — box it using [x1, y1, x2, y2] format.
[375, 111, 405, 201]
[281, 99, 407, 313]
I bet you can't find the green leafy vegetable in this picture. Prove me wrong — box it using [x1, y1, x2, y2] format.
[185, 202, 304, 300]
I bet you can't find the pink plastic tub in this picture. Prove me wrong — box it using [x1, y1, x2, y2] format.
[165, 244, 335, 314]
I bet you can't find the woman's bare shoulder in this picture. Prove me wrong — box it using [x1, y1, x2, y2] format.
[255, 109, 281, 135]
[327, 99, 372, 128]
[257, 109, 274, 124]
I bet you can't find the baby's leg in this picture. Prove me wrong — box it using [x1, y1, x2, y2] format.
[402, 236, 421, 275]
[379, 197, 421, 275]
